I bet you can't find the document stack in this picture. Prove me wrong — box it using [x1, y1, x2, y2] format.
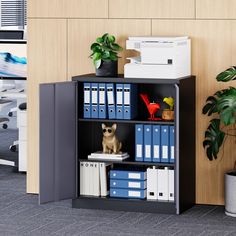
[80, 161, 112, 197]
[110, 170, 147, 199]
[83, 82, 138, 120]
[88, 151, 129, 161]
[135, 124, 175, 163]
[147, 166, 174, 201]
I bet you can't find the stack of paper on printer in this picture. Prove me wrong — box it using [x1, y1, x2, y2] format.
[88, 151, 129, 161]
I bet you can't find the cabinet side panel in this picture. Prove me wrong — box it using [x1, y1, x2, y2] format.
[55, 82, 77, 200]
[178, 77, 196, 213]
[39, 84, 55, 204]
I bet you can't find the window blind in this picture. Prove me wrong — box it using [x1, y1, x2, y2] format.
[1, 0, 27, 28]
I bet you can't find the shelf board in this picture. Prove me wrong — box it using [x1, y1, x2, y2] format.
[79, 158, 175, 167]
[72, 73, 194, 85]
[78, 118, 174, 125]
[72, 196, 176, 214]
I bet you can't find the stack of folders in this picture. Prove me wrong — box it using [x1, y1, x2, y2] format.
[147, 167, 174, 201]
[88, 151, 129, 161]
[83, 82, 137, 120]
[135, 124, 175, 163]
[110, 170, 147, 199]
[80, 161, 112, 197]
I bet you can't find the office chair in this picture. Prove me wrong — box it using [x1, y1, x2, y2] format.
[0, 99, 12, 129]
[9, 102, 26, 152]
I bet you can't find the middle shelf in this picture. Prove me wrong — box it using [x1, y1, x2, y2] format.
[79, 158, 175, 167]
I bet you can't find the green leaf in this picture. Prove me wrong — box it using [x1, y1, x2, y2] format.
[96, 37, 104, 43]
[92, 52, 102, 69]
[217, 88, 236, 126]
[202, 119, 225, 161]
[111, 43, 123, 51]
[216, 67, 236, 82]
[94, 59, 102, 69]
[107, 35, 115, 43]
[90, 43, 100, 51]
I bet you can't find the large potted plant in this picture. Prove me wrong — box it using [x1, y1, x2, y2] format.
[202, 67, 236, 217]
[90, 33, 123, 77]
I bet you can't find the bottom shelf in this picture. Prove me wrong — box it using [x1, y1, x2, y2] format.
[72, 196, 176, 214]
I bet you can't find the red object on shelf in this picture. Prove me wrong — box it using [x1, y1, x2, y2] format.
[140, 94, 161, 120]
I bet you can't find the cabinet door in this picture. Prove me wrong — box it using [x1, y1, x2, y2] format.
[39, 82, 77, 204]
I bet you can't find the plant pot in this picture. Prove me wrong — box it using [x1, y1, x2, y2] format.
[225, 171, 236, 217]
[96, 60, 118, 77]
[162, 109, 174, 120]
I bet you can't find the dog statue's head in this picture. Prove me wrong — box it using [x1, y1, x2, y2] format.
[102, 123, 117, 138]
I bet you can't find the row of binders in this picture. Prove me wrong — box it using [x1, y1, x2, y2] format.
[80, 161, 112, 196]
[80, 162, 174, 201]
[135, 124, 175, 163]
[110, 168, 174, 201]
[83, 83, 137, 120]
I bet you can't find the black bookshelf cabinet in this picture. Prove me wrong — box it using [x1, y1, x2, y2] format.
[39, 74, 196, 215]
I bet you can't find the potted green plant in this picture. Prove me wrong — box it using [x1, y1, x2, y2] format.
[202, 67, 236, 217]
[90, 33, 123, 77]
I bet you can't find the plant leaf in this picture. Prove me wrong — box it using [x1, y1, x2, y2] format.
[96, 37, 104, 43]
[217, 88, 236, 126]
[111, 43, 123, 51]
[216, 67, 236, 82]
[107, 35, 115, 43]
[202, 119, 225, 161]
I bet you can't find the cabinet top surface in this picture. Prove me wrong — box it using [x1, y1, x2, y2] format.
[72, 74, 195, 84]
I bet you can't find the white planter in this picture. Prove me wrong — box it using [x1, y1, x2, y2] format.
[225, 171, 236, 217]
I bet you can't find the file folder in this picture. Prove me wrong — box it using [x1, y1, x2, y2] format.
[116, 84, 124, 119]
[91, 83, 99, 118]
[110, 179, 146, 190]
[169, 126, 175, 163]
[157, 167, 169, 201]
[144, 125, 152, 162]
[161, 126, 169, 163]
[147, 166, 158, 200]
[98, 83, 107, 119]
[107, 83, 116, 119]
[135, 124, 144, 162]
[110, 188, 146, 199]
[110, 170, 147, 180]
[152, 125, 161, 162]
[93, 162, 100, 196]
[123, 84, 138, 120]
[168, 169, 174, 201]
[83, 83, 91, 118]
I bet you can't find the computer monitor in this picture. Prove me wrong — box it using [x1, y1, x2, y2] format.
[0, 40, 27, 79]
[0, 30, 24, 40]
[0, 40, 27, 90]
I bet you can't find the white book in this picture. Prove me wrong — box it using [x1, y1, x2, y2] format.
[91, 151, 128, 157]
[100, 163, 112, 197]
[93, 162, 100, 196]
[84, 162, 90, 195]
[80, 162, 85, 195]
[157, 167, 169, 201]
[88, 162, 94, 196]
[147, 166, 158, 200]
[88, 155, 129, 161]
[168, 169, 175, 202]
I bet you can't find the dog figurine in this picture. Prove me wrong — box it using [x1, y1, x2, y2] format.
[102, 123, 122, 154]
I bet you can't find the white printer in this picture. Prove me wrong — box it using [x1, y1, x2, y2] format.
[124, 36, 191, 79]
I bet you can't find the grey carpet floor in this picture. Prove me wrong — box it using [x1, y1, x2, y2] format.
[0, 166, 236, 235]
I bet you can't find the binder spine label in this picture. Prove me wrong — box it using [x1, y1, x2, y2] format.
[128, 191, 140, 197]
[162, 146, 168, 159]
[128, 182, 141, 188]
[128, 173, 141, 179]
[145, 145, 151, 158]
[136, 144, 142, 158]
[154, 145, 160, 159]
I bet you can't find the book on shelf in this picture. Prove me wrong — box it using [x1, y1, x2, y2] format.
[88, 151, 129, 161]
